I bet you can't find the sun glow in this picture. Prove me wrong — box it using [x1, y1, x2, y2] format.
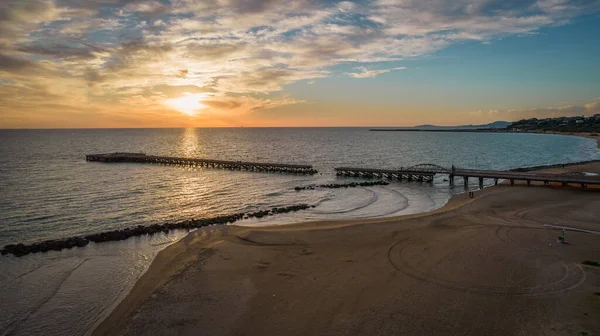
[165, 93, 209, 116]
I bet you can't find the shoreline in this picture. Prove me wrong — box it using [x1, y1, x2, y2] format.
[91, 186, 491, 336]
[92, 158, 600, 336]
[90, 184, 483, 336]
[535, 131, 600, 149]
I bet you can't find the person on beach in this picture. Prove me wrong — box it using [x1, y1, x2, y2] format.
[557, 229, 566, 244]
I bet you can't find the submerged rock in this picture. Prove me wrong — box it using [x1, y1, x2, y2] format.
[294, 180, 389, 191]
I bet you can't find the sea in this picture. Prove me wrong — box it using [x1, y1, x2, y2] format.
[1, 128, 599, 335]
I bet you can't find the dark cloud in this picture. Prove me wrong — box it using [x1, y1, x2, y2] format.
[83, 69, 103, 84]
[229, 0, 280, 14]
[16, 41, 98, 60]
[119, 41, 173, 54]
[103, 41, 174, 70]
[0, 54, 38, 71]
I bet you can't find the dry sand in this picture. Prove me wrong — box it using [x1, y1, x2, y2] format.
[93, 163, 600, 336]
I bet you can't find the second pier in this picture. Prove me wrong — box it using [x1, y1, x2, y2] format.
[86, 153, 318, 175]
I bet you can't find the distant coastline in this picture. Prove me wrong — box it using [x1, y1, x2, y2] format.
[369, 128, 600, 149]
[369, 128, 509, 132]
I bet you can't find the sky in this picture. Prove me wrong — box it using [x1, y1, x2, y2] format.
[0, 0, 599, 128]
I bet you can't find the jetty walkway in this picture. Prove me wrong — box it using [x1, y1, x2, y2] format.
[335, 163, 600, 188]
[451, 168, 600, 188]
[86, 153, 318, 175]
[335, 164, 440, 182]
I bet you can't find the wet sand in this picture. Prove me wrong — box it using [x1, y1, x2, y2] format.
[93, 163, 600, 336]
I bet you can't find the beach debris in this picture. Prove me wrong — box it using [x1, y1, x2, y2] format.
[0, 204, 314, 257]
[294, 180, 389, 191]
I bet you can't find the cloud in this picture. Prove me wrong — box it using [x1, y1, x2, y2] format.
[1, 0, 600, 125]
[0, 54, 40, 71]
[348, 66, 406, 78]
[203, 95, 305, 115]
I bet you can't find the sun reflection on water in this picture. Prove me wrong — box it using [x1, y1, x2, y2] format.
[180, 128, 199, 157]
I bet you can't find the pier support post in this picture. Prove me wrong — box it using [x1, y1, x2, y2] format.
[562, 181, 568, 187]
[494, 178, 498, 185]
[449, 175, 454, 186]
[478, 177, 484, 189]
[527, 180, 531, 186]
[464, 176, 469, 188]
[581, 183, 587, 188]
[510, 179, 514, 186]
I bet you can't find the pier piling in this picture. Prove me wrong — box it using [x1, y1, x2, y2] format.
[334, 167, 436, 183]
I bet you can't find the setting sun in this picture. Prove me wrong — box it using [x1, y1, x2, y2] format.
[165, 93, 209, 116]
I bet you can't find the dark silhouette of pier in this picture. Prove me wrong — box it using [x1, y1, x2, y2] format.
[335, 163, 600, 188]
[335, 164, 445, 182]
[86, 153, 318, 175]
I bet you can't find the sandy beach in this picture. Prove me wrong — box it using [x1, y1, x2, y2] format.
[93, 162, 600, 336]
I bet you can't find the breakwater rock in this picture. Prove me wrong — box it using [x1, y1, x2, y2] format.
[1, 204, 314, 257]
[294, 180, 389, 191]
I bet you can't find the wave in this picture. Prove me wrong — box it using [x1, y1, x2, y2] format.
[311, 188, 379, 215]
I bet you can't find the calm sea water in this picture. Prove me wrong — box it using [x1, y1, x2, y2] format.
[1, 128, 599, 335]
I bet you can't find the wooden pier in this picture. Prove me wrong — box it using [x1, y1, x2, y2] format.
[450, 168, 600, 188]
[334, 164, 444, 182]
[334, 163, 600, 188]
[86, 153, 318, 175]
